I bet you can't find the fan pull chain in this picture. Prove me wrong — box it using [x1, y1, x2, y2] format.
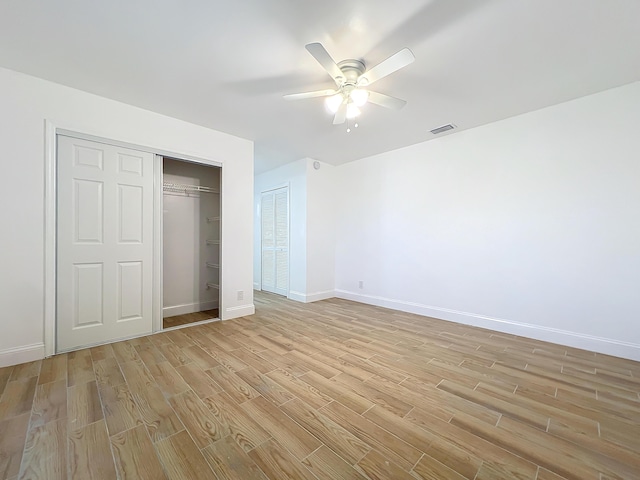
[346, 117, 359, 133]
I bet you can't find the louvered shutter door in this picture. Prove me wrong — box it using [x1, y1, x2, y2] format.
[274, 190, 289, 293]
[261, 191, 275, 291]
[261, 187, 288, 296]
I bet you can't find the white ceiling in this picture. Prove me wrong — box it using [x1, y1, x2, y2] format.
[1, 0, 639, 173]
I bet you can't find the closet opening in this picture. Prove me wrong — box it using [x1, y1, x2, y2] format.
[162, 157, 221, 329]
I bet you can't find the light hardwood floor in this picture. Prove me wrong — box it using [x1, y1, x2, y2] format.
[163, 310, 219, 330]
[1, 292, 639, 479]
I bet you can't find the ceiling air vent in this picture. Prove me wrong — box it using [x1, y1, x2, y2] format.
[430, 124, 456, 135]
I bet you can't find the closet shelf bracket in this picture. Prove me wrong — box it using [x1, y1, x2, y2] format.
[206, 239, 220, 245]
[206, 216, 220, 223]
[206, 262, 220, 269]
[206, 282, 220, 290]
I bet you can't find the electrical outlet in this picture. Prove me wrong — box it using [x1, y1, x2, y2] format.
[358, 281, 363, 289]
[237, 290, 244, 301]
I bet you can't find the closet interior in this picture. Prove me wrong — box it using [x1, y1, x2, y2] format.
[162, 158, 221, 329]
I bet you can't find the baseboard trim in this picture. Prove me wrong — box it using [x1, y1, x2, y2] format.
[163, 301, 219, 318]
[334, 289, 640, 361]
[253, 282, 261, 290]
[0, 343, 45, 368]
[223, 304, 255, 320]
[305, 290, 336, 303]
[288, 291, 306, 302]
[288, 290, 335, 303]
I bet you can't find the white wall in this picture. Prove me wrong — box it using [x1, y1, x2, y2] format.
[254, 158, 307, 299]
[254, 158, 336, 303]
[306, 160, 336, 301]
[163, 159, 220, 317]
[335, 81, 640, 361]
[0, 66, 254, 367]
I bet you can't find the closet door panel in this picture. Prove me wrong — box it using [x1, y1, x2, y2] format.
[118, 184, 144, 243]
[57, 135, 154, 352]
[117, 261, 144, 321]
[262, 250, 275, 292]
[275, 250, 288, 292]
[261, 191, 275, 293]
[72, 263, 104, 327]
[73, 179, 104, 243]
[261, 187, 289, 296]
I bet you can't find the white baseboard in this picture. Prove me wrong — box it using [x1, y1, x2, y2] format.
[0, 343, 45, 368]
[163, 300, 219, 318]
[253, 282, 261, 290]
[305, 290, 336, 303]
[288, 290, 306, 302]
[334, 289, 640, 362]
[288, 290, 335, 303]
[223, 304, 255, 320]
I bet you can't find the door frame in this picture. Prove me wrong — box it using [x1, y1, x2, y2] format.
[44, 121, 222, 355]
[259, 183, 290, 297]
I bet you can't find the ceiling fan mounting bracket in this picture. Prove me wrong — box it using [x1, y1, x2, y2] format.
[337, 59, 366, 85]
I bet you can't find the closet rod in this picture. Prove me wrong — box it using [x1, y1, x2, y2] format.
[162, 182, 219, 194]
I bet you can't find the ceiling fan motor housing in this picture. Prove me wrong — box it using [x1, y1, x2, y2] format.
[337, 60, 366, 86]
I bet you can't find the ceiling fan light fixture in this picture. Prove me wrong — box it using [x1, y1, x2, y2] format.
[325, 94, 344, 113]
[350, 88, 369, 107]
[346, 103, 361, 119]
[287, 43, 414, 126]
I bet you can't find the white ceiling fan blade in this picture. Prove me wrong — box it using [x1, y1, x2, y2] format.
[333, 103, 347, 124]
[306, 43, 344, 85]
[358, 48, 415, 86]
[367, 91, 407, 110]
[283, 89, 337, 101]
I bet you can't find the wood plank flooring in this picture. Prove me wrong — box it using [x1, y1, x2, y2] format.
[163, 310, 219, 329]
[1, 292, 640, 479]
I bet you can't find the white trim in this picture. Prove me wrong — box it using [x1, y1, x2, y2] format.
[334, 289, 640, 362]
[261, 183, 290, 194]
[288, 290, 335, 303]
[224, 304, 255, 320]
[153, 154, 164, 332]
[0, 343, 46, 368]
[55, 129, 222, 167]
[44, 120, 57, 357]
[287, 291, 306, 302]
[163, 301, 220, 318]
[218, 165, 225, 320]
[304, 290, 335, 303]
[253, 282, 261, 291]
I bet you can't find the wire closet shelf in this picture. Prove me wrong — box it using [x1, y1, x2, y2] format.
[162, 182, 219, 194]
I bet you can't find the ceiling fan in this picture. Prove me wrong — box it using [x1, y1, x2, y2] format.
[284, 43, 415, 126]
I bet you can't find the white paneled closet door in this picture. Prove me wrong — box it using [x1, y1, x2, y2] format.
[261, 187, 289, 296]
[56, 135, 154, 351]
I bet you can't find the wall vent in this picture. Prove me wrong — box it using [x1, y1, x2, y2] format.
[430, 124, 456, 135]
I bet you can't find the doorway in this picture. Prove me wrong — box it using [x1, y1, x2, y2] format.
[162, 158, 221, 329]
[261, 186, 289, 296]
